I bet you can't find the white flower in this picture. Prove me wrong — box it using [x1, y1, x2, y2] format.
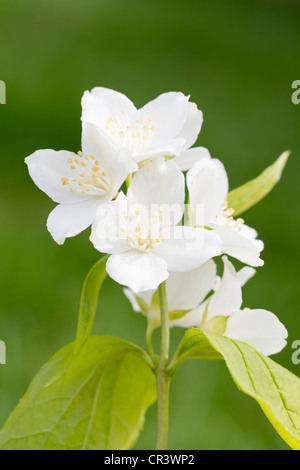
[187, 152, 264, 267]
[124, 260, 217, 329]
[25, 122, 137, 244]
[172, 146, 212, 171]
[90, 158, 222, 293]
[81, 87, 203, 164]
[172, 257, 288, 356]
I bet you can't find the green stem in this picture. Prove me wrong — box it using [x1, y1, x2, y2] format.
[155, 281, 171, 450]
[146, 323, 157, 365]
[126, 173, 132, 188]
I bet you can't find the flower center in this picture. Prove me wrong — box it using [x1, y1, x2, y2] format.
[119, 206, 168, 252]
[217, 201, 244, 232]
[104, 110, 155, 155]
[61, 152, 112, 196]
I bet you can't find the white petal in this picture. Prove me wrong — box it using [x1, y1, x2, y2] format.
[127, 158, 185, 224]
[237, 266, 256, 287]
[187, 157, 229, 225]
[82, 122, 137, 195]
[224, 309, 288, 356]
[106, 251, 169, 293]
[81, 121, 120, 173]
[81, 89, 138, 156]
[136, 289, 156, 307]
[213, 275, 222, 292]
[90, 228, 129, 255]
[155, 226, 222, 272]
[177, 102, 203, 150]
[110, 148, 138, 195]
[90, 193, 130, 254]
[133, 138, 186, 163]
[213, 225, 264, 267]
[47, 198, 100, 245]
[123, 288, 155, 313]
[173, 147, 211, 171]
[207, 257, 242, 319]
[138, 92, 189, 150]
[82, 87, 137, 129]
[140, 290, 156, 306]
[171, 301, 208, 328]
[166, 260, 216, 311]
[239, 224, 264, 253]
[25, 150, 87, 204]
[123, 288, 142, 313]
[82, 89, 188, 161]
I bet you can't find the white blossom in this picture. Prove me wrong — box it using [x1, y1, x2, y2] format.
[90, 158, 222, 293]
[25, 122, 137, 244]
[81, 87, 203, 165]
[172, 257, 287, 356]
[187, 152, 264, 266]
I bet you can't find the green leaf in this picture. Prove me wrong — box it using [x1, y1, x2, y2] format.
[227, 151, 290, 216]
[169, 328, 223, 366]
[169, 329, 300, 450]
[74, 255, 108, 355]
[0, 336, 156, 450]
[169, 310, 190, 322]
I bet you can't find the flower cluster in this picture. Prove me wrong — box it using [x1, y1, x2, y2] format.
[26, 87, 287, 355]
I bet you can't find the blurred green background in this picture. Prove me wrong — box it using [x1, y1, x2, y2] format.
[0, 0, 300, 450]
